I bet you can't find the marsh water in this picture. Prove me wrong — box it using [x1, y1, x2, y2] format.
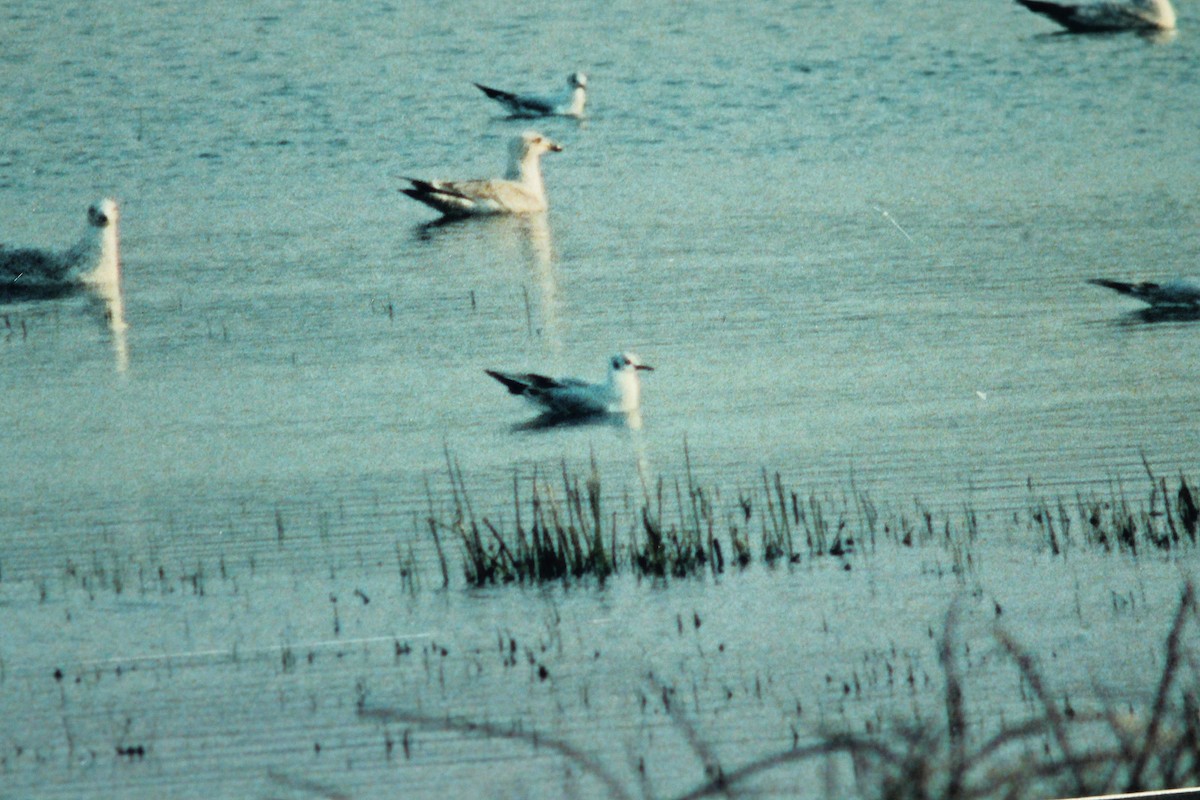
[2, 1, 1199, 798]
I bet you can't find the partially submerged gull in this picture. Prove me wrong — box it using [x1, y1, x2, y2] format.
[1089, 277, 1200, 308]
[401, 132, 562, 218]
[474, 72, 588, 118]
[0, 198, 121, 301]
[1013, 0, 1176, 32]
[486, 352, 654, 419]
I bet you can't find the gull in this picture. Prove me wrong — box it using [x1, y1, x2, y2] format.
[486, 352, 654, 418]
[400, 132, 562, 218]
[0, 198, 121, 301]
[1013, 0, 1176, 32]
[1089, 277, 1200, 308]
[473, 72, 588, 118]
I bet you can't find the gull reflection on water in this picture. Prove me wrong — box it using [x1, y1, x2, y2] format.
[1127, 306, 1200, 325]
[511, 407, 644, 434]
[90, 278, 130, 373]
[511, 407, 654, 503]
[1094, 304, 1200, 328]
[413, 211, 563, 354]
[516, 211, 562, 356]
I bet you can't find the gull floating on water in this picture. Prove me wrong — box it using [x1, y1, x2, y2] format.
[401, 132, 562, 218]
[1089, 277, 1200, 308]
[486, 352, 654, 419]
[474, 72, 588, 118]
[1014, 0, 1176, 32]
[0, 198, 121, 301]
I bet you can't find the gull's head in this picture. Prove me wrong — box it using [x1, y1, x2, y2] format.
[516, 131, 563, 157]
[87, 198, 119, 228]
[610, 352, 653, 375]
[569, 72, 588, 89]
[609, 352, 652, 413]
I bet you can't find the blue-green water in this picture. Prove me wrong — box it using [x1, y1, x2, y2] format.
[1, 1, 1198, 797]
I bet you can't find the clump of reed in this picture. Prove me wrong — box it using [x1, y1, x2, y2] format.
[1026, 460, 1199, 557]
[428, 450, 1197, 589]
[435, 451, 618, 586]
[427, 446, 878, 588]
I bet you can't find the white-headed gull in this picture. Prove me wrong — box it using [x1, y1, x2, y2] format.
[473, 72, 588, 118]
[1014, 0, 1176, 32]
[0, 198, 121, 300]
[486, 352, 654, 417]
[401, 132, 562, 218]
[1089, 277, 1200, 307]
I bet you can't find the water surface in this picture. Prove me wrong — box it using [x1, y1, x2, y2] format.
[1, 1, 1198, 797]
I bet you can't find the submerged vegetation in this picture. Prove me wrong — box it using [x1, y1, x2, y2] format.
[363, 585, 1200, 800]
[829, 586, 1200, 800]
[428, 450, 1200, 589]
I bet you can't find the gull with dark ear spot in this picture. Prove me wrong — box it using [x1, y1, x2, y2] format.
[486, 352, 654, 420]
[474, 72, 588, 118]
[400, 132, 563, 219]
[0, 198, 121, 301]
[1013, 0, 1175, 32]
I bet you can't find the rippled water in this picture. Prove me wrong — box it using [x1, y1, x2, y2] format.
[2, 1, 1198, 797]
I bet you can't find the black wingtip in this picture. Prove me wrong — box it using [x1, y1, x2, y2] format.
[1014, 0, 1087, 29]
[1088, 278, 1137, 295]
[402, 178, 474, 202]
[474, 83, 507, 100]
[1014, 0, 1063, 11]
[485, 369, 526, 395]
[399, 176, 431, 192]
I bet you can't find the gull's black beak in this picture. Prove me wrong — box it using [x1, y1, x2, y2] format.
[636, 364, 654, 372]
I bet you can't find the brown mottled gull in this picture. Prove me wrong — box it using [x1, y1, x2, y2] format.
[401, 132, 562, 219]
